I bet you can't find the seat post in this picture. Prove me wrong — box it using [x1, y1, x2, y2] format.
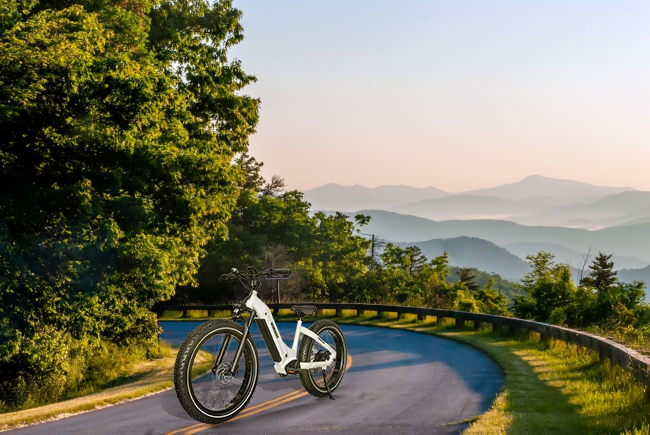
[292, 318, 302, 352]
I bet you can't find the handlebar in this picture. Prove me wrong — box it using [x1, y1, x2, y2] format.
[219, 272, 238, 281]
[219, 267, 292, 282]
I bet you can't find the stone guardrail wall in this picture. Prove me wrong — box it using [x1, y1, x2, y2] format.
[160, 302, 650, 387]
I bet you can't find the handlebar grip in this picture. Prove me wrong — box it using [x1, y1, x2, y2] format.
[219, 273, 236, 281]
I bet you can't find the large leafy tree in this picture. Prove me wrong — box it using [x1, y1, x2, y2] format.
[174, 154, 312, 303]
[298, 212, 371, 301]
[0, 0, 257, 406]
[513, 252, 576, 321]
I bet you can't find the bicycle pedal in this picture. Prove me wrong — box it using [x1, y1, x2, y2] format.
[284, 359, 301, 375]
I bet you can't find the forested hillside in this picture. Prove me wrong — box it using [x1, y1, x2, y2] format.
[397, 237, 529, 281]
[352, 210, 650, 262]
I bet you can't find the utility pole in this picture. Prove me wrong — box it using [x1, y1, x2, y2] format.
[277, 280, 280, 304]
[370, 234, 375, 272]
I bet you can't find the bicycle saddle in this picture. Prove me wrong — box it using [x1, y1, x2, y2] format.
[290, 305, 317, 317]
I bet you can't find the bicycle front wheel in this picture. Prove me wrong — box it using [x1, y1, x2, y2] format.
[174, 319, 259, 424]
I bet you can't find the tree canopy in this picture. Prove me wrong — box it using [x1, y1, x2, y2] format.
[0, 0, 257, 408]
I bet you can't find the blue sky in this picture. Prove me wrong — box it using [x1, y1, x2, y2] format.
[229, 0, 650, 192]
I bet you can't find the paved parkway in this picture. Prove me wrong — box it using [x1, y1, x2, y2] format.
[10, 321, 503, 435]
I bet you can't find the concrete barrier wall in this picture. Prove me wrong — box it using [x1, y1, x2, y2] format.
[161, 303, 650, 387]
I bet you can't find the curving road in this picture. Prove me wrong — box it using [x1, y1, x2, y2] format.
[10, 321, 502, 435]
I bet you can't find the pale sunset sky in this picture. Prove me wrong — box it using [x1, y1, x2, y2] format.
[230, 0, 650, 192]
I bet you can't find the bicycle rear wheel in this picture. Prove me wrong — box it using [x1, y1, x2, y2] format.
[298, 320, 347, 397]
[174, 319, 259, 424]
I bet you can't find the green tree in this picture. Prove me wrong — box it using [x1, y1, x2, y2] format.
[576, 252, 648, 327]
[446, 267, 521, 300]
[416, 253, 458, 309]
[458, 268, 481, 291]
[378, 244, 417, 302]
[476, 278, 510, 316]
[406, 246, 427, 276]
[454, 290, 480, 313]
[513, 252, 576, 322]
[381, 243, 412, 272]
[172, 154, 312, 303]
[297, 213, 371, 301]
[0, 0, 257, 408]
[581, 252, 618, 290]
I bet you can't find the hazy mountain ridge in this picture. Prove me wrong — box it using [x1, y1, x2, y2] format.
[396, 237, 529, 281]
[461, 175, 635, 200]
[502, 242, 650, 270]
[349, 210, 650, 263]
[618, 266, 650, 285]
[304, 176, 647, 228]
[390, 195, 539, 221]
[304, 183, 448, 211]
[515, 191, 650, 227]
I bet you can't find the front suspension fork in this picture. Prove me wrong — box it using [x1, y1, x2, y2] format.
[228, 311, 255, 375]
[211, 334, 231, 374]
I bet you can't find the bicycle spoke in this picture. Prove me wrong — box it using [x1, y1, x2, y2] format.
[189, 331, 249, 412]
[309, 328, 340, 387]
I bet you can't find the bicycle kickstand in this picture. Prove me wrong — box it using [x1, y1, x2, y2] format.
[321, 369, 335, 400]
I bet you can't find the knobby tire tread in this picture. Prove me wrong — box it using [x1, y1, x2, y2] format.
[173, 319, 259, 425]
[298, 319, 347, 398]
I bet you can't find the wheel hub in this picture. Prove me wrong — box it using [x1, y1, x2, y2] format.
[215, 361, 234, 385]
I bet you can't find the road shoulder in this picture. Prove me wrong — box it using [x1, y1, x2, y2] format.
[0, 352, 177, 432]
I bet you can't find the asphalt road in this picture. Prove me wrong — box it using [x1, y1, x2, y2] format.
[11, 321, 503, 435]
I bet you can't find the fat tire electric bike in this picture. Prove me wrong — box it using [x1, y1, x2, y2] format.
[173, 267, 348, 425]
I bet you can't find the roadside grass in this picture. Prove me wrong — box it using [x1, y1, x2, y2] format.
[274, 310, 650, 435]
[0, 342, 177, 431]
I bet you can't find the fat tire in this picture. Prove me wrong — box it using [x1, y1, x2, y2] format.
[173, 319, 259, 424]
[298, 319, 347, 398]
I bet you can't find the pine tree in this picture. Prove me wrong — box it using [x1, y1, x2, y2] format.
[406, 246, 428, 276]
[459, 267, 481, 291]
[581, 252, 618, 291]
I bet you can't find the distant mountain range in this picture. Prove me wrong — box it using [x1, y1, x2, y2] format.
[396, 237, 529, 281]
[346, 210, 650, 263]
[303, 183, 447, 211]
[618, 266, 650, 285]
[304, 176, 648, 229]
[307, 175, 650, 293]
[391, 195, 537, 221]
[514, 192, 650, 227]
[459, 175, 634, 200]
[502, 242, 649, 270]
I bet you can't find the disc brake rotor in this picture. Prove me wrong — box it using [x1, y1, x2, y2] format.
[215, 361, 234, 385]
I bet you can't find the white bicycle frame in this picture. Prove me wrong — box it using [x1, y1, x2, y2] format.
[244, 290, 336, 375]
